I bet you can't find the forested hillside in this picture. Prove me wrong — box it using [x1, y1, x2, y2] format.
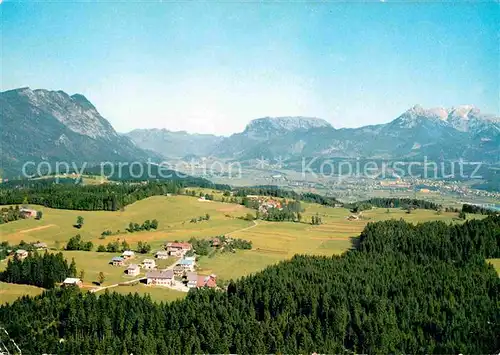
[345, 197, 442, 212]
[234, 185, 341, 206]
[0, 216, 498, 354]
[0, 179, 222, 211]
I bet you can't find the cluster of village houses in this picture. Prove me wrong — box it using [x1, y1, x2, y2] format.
[108, 241, 216, 289]
[246, 195, 283, 214]
[12, 240, 216, 290]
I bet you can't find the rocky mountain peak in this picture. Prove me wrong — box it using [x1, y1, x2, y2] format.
[395, 105, 447, 128]
[449, 105, 477, 117]
[244, 116, 333, 134]
[392, 104, 500, 136]
[70, 93, 97, 111]
[446, 105, 499, 133]
[1, 87, 158, 175]
[4, 87, 117, 140]
[402, 105, 448, 120]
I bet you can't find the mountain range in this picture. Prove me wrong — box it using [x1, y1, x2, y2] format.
[1, 87, 499, 178]
[126, 105, 500, 163]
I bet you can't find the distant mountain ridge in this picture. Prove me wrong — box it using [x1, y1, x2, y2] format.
[195, 106, 498, 162]
[125, 128, 223, 159]
[126, 106, 499, 162]
[2, 87, 498, 180]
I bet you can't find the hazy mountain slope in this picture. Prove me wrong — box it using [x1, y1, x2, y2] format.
[213, 107, 499, 162]
[0, 88, 157, 177]
[365, 105, 468, 159]
[125, 128, 223, 158]
[212, 117, 336, 159]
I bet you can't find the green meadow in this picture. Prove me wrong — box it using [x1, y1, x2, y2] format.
[0, 195, 254, 249]
[487, 259, 500, 275]
[0, 282, 44, 305]
[0, 193, 486, 303]
[103, 284, 186, 303]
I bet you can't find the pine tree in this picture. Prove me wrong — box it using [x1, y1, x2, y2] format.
[69, 258, 77, 277]
[98, 272, 105, 285]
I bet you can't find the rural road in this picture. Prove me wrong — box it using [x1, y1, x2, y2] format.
[89, 276, 146, 293]
[227, 220, 258, 236]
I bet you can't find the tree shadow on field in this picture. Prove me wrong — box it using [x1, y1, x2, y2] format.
[349, 235, 361, 250]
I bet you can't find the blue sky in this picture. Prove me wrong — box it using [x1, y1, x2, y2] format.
[1, 1, 498, 135]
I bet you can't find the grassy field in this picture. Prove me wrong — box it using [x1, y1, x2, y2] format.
[102, 284, 186, 303]
[0, 194, 489, 303]
[0, 282, 44, 305]
[0, 195, 254, 250]
[487, 259, 500, 275]
[197, 205, 475, 280]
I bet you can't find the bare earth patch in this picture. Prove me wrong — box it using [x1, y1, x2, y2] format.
[19, 224, 56, 234]
[253, 248, 288, 255]
[306, 224, 364, 233]
[310, 237, 351, 241]
[216, 205, 245, 213]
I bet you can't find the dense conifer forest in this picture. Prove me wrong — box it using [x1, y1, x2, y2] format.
[0, 216, 498, 354]
[462, 203, 498, 215]
[234, 185, 341, 206]
[0, 252, 77, 288]
[0, 181, 206, 211]
[346, 197, 442, 212]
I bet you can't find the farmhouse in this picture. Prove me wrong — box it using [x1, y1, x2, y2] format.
[155, 251, 169, 259]
[15, 249, 28, 260]
[122, 250, 135, 259]
[173, 265, 184, 276]
[20, 208, 37, 218]
[33, 242, 47, 250]
[186, 272, 198, 288]
[126, 264, 140, 276]
[142, 259, 156, 270]
[197, 274, 217, 288]
[111, 256, 125, 266]
[146, 270, 174, 286]
[210, 238, 221, 248]
[179, 258, 195, 272]
[165, 242, 192, 256]
[62, 278, 83, 288]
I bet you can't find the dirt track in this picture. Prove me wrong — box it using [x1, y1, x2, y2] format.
[309, 237, 351, 241]
[19, 224, 56, 234]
